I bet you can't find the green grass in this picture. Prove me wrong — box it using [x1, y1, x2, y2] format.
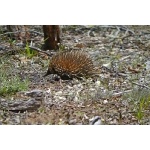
[0, 57, 29, 96]
[124, 88, 150, 124]
[24, 43, 37, 58]
[134, 90, 150, 123]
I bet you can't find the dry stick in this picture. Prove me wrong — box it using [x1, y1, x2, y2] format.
[0, 30, 25, 36]
[0, 46, 50, 57]
[105, 34, 132, 44]
[112, 90, 132, 97]
[132, 81, 150, 90]
[115, 25, 135, 35]
[0, 30, 43, 36]
[29, 46, 53, 57]
[100, 25, 135, 35]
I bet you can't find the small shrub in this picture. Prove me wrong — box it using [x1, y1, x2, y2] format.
[24, 43, 37, 58]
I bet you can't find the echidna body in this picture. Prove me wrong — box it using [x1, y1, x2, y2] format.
[44, 51, 95, 79]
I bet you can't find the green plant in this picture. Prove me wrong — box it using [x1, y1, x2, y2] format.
[124, 88, 150, 123]
[8, 38, 16, 45]
[0, 60, 29, 96]
[136, 97, 145, 121]
[41, 37, 49, 45]
[0, 77, 29, 96]
[135, 93, 150, 123]
[58, 44, 66, 51]
[24, 43, 37, 58]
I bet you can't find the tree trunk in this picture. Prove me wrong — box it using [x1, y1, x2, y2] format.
[43, 25, 60, 50]
[6, 25, 30, 42]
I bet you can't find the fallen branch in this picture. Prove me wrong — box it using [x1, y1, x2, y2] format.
[99, 25, 135, 35]
[0, 29, 43, 36]
[29, 46, 54, 57]
[112, 90, 132, 97]
[132, 81, 150, 90]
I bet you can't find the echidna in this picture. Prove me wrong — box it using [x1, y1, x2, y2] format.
[44, 50, 95, 79]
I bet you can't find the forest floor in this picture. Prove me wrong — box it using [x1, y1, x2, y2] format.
[0, 25, 150, 125]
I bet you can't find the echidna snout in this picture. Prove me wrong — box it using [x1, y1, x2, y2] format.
[43, 70, 50, 77]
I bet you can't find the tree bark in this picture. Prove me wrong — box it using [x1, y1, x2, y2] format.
[6, 25, 30, 42]
[43, 25, 60, 50]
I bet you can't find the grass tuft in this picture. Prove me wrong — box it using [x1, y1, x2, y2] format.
[0, 57, 29, 96]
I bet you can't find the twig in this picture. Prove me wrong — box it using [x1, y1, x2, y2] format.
[29, 46, 53, 57]
[0, 30, 43, 36]
[116, 25, 135, 35]
[99, 25, 135, 35]
[112, 90, 132, 97]
[0, 30, 24, 36]
[132, 81, 150, 90]
[30, 30, 44, 35]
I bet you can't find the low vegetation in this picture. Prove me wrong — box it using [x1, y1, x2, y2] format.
[0, 56, 29, 96]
